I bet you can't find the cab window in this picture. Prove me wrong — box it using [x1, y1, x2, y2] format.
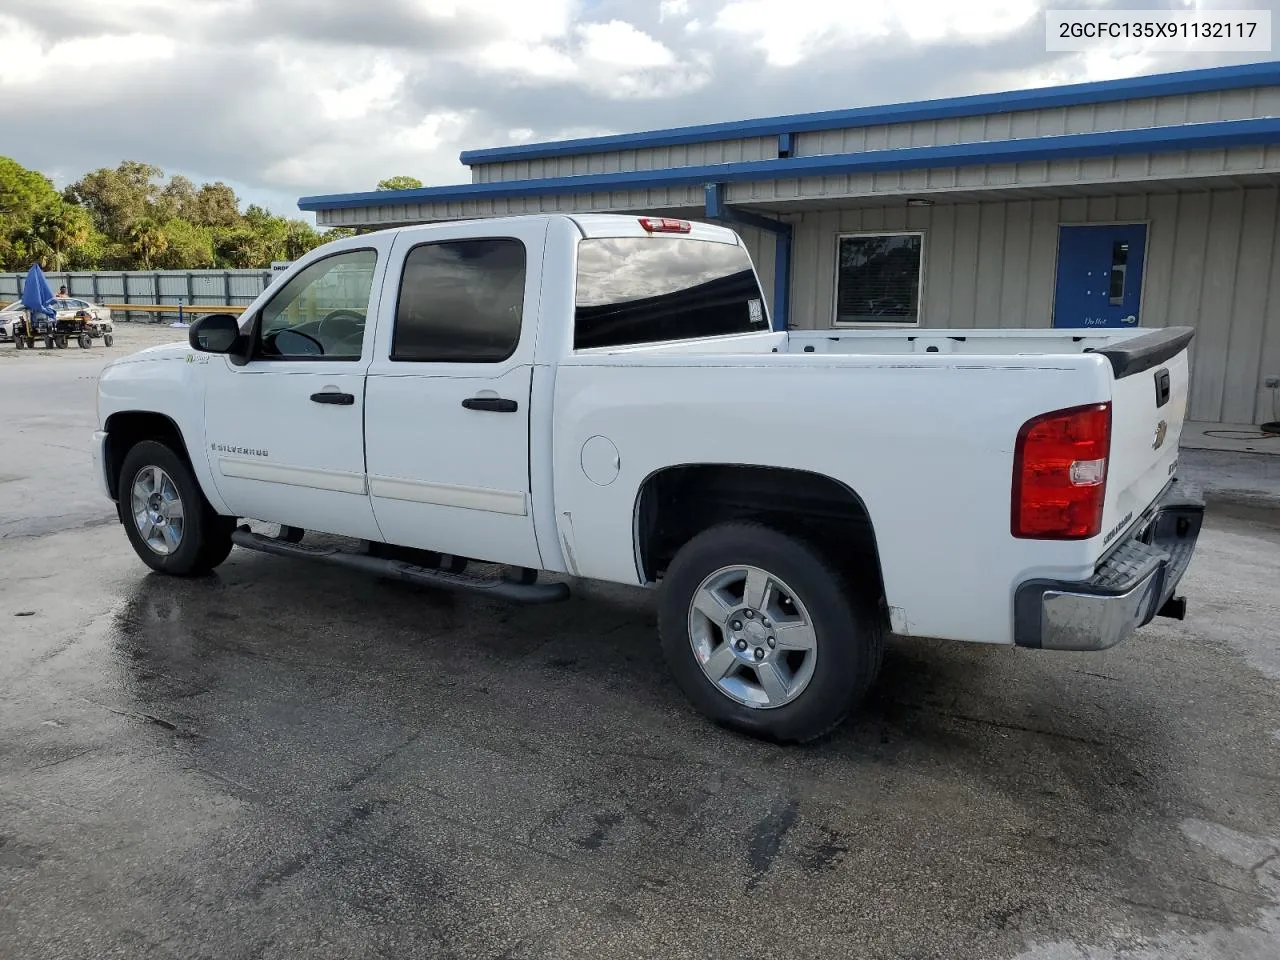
[256, 249, 377, 360]
[391, 238, 526, 362]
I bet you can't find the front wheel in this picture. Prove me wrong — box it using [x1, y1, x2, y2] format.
[78, 333, 91, 348]
[14, 336, 23, 350]
[103, 333, 114, 347]
[658, 522, 885, 744]
[119, 440, 235, 576]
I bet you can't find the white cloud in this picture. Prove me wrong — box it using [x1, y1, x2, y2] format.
[712, 0, 1039, 67]
[660, 0, 691, 19]
[263, 109, 472, 188]
[580, 20, 677, 65]
[475, 39, 579, 80]
[0, 16, 177, 85]
[279, 56, 407, 122]
[0, 0, 1268, 219]
[471, 19, 711, 99]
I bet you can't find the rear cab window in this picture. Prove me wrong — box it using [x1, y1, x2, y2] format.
[573, 236, 769, 350]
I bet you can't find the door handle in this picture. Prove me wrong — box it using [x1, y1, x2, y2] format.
[311, 391, 355, 405]
[462, 396, 518, 413]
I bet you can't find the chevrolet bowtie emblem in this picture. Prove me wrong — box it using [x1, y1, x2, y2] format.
[1153, 419, 1168, 450]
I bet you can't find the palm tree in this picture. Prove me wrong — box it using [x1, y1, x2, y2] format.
[15, 203, 92, 271]
[128, 217, 168, 269]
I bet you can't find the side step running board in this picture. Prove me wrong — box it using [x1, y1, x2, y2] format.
[230, 528, 570, 604]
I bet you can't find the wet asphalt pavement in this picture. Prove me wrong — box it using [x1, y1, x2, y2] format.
[3, 335, 1280, 959]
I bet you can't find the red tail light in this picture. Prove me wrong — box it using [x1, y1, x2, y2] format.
[638, 217, 692, 233]
[1012, 402, 1112, 539]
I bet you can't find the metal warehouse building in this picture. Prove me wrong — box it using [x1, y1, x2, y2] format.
[299, 61, 1280, 427]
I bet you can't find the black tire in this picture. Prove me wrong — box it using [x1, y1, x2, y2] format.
[103, 333, 114, 347]
[14, 336, 23, 350]
[119, 440, 236, 576]
[44, 336, 54, 349]
[78, 333, 91, 348]
[56, 335, 68, 349]
[658, 521, 885, 744]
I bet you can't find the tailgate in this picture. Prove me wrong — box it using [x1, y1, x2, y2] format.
[1092, 328, 1194, 545]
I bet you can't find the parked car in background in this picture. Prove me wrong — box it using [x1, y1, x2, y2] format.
[0, 302, 20, 341]
[1, 297, 113, 341]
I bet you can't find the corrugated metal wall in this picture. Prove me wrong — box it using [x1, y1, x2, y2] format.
[726, 146, 1280, 205]
[470, 137, 778, 183]
[315, 186, 706, 228]
[733, 225, 777, 319]
[793, 87, 1280, 158]
[467, 87, 1280, 184]
[0, 269, 273, 322]
[318, 143, 1280, 229]
[788, 186, 1280, 425]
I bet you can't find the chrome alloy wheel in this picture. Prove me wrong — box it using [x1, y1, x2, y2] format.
[130, 465, 185, 556]
[687, 564, 818, 709]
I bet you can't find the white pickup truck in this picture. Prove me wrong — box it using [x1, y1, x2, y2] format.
[93, 213, 1204, 742]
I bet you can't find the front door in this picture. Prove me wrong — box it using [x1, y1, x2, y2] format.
[362, 221, 548, 570]
[201, 242, 389, 541]
[1052, 223, 1147, 328]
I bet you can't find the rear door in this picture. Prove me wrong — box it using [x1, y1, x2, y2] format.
[361, 220, 549, 569]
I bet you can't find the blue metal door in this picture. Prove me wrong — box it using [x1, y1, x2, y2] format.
[1052, 224, 1147, 328]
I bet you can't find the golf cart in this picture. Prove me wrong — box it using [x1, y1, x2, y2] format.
[12, 308, 98, 350]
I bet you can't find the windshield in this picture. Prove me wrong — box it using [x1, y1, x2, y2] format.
[574, 237, 769, 350]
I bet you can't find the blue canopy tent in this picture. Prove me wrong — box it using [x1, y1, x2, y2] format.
[20, 263, 56, 318]
[14, 263, 57, 348]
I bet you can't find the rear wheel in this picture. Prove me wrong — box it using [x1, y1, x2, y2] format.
[119, 440, 235, 576]
[103, 333, 114, 347]
[658, 522, 885, 744]
[78, 333, 91, 348]
[44, 336, 54, 349]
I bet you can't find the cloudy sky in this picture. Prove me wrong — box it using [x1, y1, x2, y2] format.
[1, 0, 1275, 220]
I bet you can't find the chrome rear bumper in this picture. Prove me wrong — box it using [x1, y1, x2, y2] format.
[1013, 481, 1204, 651]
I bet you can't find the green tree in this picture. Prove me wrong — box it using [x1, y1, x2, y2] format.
[13, 202, 94, 271]
[376, 175, 423, 191]
[98, 240, 136, 271]
[156, 174, 197, 222]
[284, 219, 323, 259]
[0, 157, 60, 237]
[128, 217, 169, 269]
[67, 228, 110, 270]
[192, 182, 241, 228]
[64, 160, 162, 240]
[156, 219, 215, 269]
[214, 226, 264, 268]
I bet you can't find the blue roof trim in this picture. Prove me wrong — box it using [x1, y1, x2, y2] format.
[299, 117, 1280, 212]
[458, 60, 1280, 166]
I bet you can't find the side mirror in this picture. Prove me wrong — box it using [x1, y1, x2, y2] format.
[189, 313, 243, 355]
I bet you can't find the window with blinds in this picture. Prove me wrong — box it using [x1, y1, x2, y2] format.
[834, 232, 923, 325]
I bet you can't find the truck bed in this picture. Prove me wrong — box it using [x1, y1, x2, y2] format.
[786, 326, 1181, 365]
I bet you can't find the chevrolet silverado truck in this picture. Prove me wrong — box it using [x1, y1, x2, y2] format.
[92, 213, 1203, 742]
